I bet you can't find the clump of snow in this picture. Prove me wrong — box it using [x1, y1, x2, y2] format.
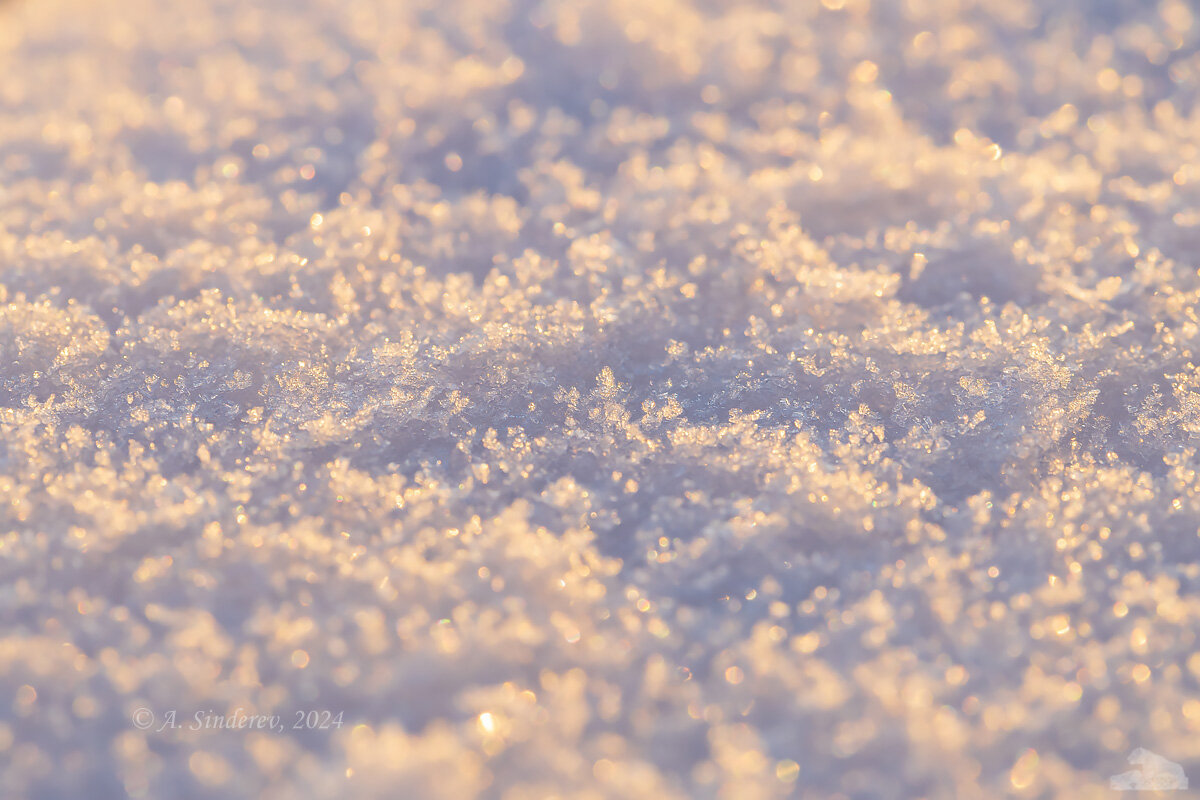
[3, 0, 1200, 796]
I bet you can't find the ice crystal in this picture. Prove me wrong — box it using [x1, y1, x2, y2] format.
[3, 0, 1200, 797]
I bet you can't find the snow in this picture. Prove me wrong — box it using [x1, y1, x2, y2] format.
[2, 0, 1200, 797]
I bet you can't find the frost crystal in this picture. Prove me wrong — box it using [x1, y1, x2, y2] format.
[2, 0, 1200, 797]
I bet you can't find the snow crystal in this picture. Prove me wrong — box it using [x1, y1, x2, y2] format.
[3, 0, 1200, 797]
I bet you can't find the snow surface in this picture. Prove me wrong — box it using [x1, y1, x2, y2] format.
[2, 0, 1200, 797]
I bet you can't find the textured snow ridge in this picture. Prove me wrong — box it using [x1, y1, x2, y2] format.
[3, 0, 1200, 797]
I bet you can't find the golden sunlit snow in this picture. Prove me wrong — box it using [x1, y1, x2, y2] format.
[2, 0, 1200, 797]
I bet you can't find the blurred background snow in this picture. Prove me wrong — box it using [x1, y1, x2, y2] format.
[2, 0, 1200, 797]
